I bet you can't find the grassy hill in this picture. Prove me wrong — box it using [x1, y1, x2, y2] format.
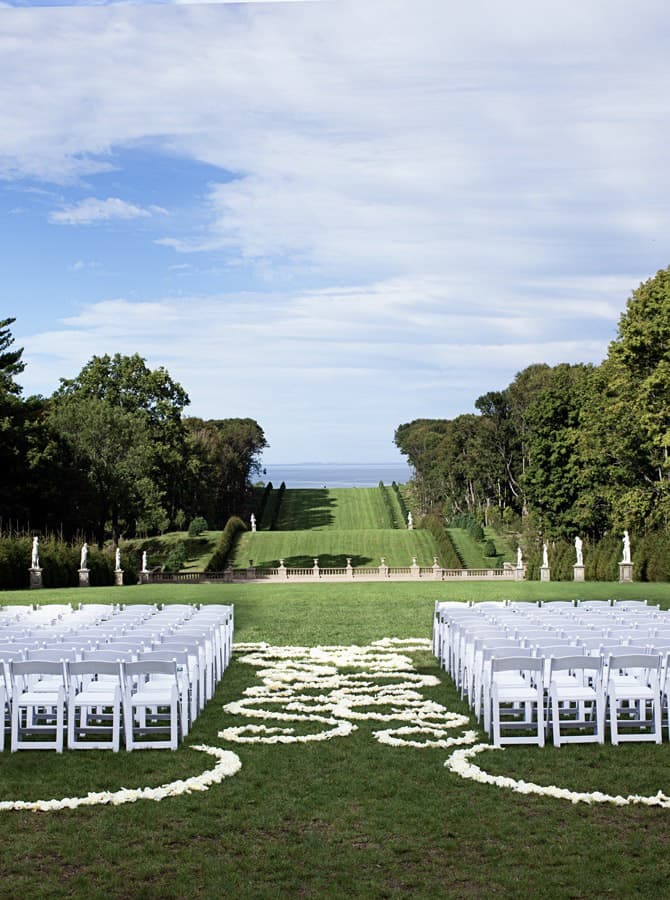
[273, 488, 394, 531]
[232, 528, 440, 568]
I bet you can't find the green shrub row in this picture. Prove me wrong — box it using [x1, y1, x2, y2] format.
[0, 535, 139, 590]
[378, 482, 398, 529]
[267, 482, 286, 531]
[255, 482, 273, 527]
[391, 482, 409, 521]
[523, 530, 670, 582]
[449, 513, 485, 542]
[206, 516, 247, 571]
[420, 515, 463, 568]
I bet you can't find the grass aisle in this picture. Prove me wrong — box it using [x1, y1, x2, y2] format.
[1, 582, 670, 898]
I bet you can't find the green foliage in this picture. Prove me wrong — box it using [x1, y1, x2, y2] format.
[188, 516, 209, 537]
[269, 482, 287, 530]
[392, 481, 409, 520]
[377, 482, 398, 529]
[419, 514, 462, 568]
[162, 540, 188, 573]
[206, 516, 247, 571]
[484, 539, 496, 557]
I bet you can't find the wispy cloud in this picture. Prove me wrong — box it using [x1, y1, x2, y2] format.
[49, 197, 166, 225]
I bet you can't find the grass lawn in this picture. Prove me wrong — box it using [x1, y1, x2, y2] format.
[274, 488, 392, 531]
[2, 580, 670, 898]
[232, 528, 441, 568]
[121, 531, 223, 571]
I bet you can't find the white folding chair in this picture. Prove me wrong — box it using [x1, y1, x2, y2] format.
[549, 656, 604, 746]
[489, 656, 545, 747]
[10, 660, 67, 752]
[66, 660, 123, 751]
[605, 653, 663, 745]
[122, 660, 180, 750]
[140, 649, 194, 735]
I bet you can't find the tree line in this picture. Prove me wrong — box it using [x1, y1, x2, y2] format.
[394, 267, 670, 550]
[0, 321, 267, 546]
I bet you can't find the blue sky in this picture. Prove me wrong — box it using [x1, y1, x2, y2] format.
[1, 0, 669, 463]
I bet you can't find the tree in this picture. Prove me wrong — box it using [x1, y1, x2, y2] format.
[184, 418, 268, 527]
[48, 397, 162, 546]
[54, 353, 190, 523]
[0, 318, 25, 396]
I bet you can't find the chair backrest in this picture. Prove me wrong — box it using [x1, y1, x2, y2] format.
[67, 660, 122, 679]
[123, 659, 178, 679]
[491, 656, 544, 674]
[25, 648, 81, 662]
[550, 655, 602, 674]
[82, 649, 137, 663]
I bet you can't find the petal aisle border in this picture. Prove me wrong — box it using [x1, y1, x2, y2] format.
[445, 743, 670, 809]
[0, 746, 242, 813]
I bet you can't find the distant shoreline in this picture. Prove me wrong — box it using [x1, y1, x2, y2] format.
[260, 462, 412, 489]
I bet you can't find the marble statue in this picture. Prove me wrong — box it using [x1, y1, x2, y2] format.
[31, 536, 39, 569]
[142, 551, 148, 573]
[407, 512, 413, 529]
[542, 543, 549, 569]
[115, 548, 121, 571]
[251, 513, 256, 532]
[80, 542, 88, 570]
[516, 546, 523, 568]
[622, 530, 631, 564]
[575, 536, 583, 567]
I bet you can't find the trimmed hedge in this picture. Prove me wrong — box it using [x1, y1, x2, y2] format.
[378, 482, 398, 529]
[206, 516, 247, 571]
[420, 514, 463, 568]
[0, 535, 124, 589]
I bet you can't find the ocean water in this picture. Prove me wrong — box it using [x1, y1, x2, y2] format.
[260, 462, 412, 489]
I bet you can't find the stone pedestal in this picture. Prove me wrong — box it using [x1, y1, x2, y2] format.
[78, 568, 90, 588]
[312, 558, 320, 578]
[432, 558, 442, 580]
[346, 558, 354, 580]
[411, 557, 420, 578]
[139, 571, 150, 585]
[114, 569, 124, 587]
[224, 566, 234, 583]
[29, 567, 43, 589]
[573, 564, 585, 583]
[618, 562, 634, 583]
[247, 561, 256, 580]
[514, 565, 527, 582]
[379, 558, 388, 578]
[540, 566, 551, 582]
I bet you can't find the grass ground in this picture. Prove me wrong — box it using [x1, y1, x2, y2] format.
[1, 581, 670, 897]
[121, 531, 223, 571]
[233, 528, 440, 568]
[274, 488, 392, 531]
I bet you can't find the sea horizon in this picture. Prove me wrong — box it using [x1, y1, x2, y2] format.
[259, 461, 412, 489]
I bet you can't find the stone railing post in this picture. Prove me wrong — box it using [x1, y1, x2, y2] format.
[279, 559, 288, 581]
[312, 558, 320, 578]
[224, 565, 234, 583]
[411, 557, 420, 578]
[247, 559, 256, 580]
[432, 557, 442, 580]
[346, 558, 354, 580]
[379, 557, 388, 578]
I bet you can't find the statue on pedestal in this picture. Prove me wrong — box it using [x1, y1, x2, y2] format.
[115, 548, 121, 571]
[622, 530, 631, 564]
[407, 512, 413, 529]
[141, 551, 148, 573]
[31, 536, 40, 569]
[80, 542, 88, 570]
[574, 536, 583, 567]
[250, 513, 256, 532]
[516, 546, 523, 568]
[542, 543, 549, 569]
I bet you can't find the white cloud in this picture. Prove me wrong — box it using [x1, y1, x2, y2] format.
[49, 197, 166, 225]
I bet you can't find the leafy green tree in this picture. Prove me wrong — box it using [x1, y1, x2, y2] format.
[48, 397, 163, 546]
[184, 418, 268, 527]
[54, 353, 190, 523]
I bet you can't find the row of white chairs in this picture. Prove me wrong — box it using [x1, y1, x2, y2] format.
[433, 600, 669, 746]
[5, 658, 182, 752]
[0, 602, 234, 751]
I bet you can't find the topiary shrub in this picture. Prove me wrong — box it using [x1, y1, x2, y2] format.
[206, 516, 247, 571]
[188, 516, 209, 537]
[484, 539, 496, 557]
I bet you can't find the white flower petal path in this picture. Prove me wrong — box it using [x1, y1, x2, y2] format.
[219, 638, 476, 750]
[0, 746, 241, 813]
[445, 743, 670, 809]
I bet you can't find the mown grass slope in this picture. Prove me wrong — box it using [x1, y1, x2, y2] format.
[274, 488, 392, 531]
[232, 528, 439, 568]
